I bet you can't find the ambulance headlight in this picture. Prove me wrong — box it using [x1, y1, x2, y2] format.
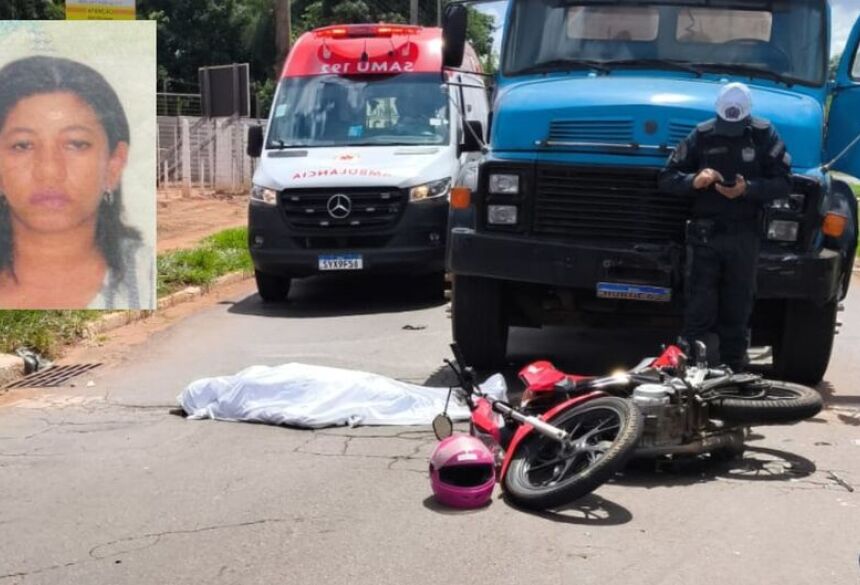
[489, 173, 519, 195]
[410, 178, 452, 202]
[767, 220, 799, 242]
[251, 185, 278, 206]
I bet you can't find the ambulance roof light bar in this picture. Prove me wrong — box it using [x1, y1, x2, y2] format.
[314, 24, 422, 39]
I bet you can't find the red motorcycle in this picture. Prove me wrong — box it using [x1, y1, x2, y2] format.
[433, 344, 644, 510]
[433, 342, 823, 510]
[515, 341, 823, 459]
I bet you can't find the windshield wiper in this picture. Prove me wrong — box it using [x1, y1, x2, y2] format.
[691, 63, 794, 87]
[514, 58, 610, 76]
[603, 59, 702, 77]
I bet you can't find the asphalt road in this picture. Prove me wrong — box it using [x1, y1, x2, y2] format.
[1, 273, 858, 585]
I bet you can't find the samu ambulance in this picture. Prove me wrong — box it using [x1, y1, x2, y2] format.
[246, 24, 488, 301]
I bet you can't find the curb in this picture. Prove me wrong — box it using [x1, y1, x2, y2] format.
[0, 269, 254, 386]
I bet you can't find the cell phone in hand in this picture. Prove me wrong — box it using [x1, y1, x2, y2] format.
[718, 179, 737, 188]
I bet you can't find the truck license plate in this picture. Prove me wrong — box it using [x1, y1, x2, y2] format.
[318, 254, 363, 271]
[596, 282, 671, 302]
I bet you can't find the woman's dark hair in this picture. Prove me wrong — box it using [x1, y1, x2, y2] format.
[0, 55, 141, 281]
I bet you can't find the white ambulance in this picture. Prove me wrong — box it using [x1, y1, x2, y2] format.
[246, 24, 488, 300]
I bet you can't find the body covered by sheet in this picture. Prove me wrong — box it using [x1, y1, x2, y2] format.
[178, 363, 508, 428]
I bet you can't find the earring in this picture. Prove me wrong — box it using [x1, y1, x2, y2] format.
[102, 190, 114, 205]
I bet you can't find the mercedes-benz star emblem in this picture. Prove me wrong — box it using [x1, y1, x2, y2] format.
[327, 194, 352, 219]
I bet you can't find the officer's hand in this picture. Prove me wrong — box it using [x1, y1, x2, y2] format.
[715, 175, 747, 199]
[693, 168, 724, 190]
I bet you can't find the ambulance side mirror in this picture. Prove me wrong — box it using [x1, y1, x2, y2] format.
[442, 4, 467, 69]
[247, 125, 264, 158]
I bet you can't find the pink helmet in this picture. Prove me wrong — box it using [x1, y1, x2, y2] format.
[429, 434, 496, 509]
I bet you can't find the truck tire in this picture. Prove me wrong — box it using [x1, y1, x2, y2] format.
[452, 275, 508, 369]
[255, 270, 291, 302]
[773, 300, 836, 385]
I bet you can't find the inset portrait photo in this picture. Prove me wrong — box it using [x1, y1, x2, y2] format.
[0, 21, 156, 309]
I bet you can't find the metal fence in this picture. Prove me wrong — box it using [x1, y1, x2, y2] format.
[157, 115, 265, 193]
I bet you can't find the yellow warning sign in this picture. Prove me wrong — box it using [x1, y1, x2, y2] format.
[66, 0, 136, 20]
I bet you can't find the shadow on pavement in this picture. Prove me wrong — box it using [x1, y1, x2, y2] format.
[225, 273, 447, 319]
[616, 446, 816, 489]
[506, 493, 634, 526]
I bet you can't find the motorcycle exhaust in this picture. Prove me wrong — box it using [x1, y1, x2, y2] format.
[633, 429, 746, 458]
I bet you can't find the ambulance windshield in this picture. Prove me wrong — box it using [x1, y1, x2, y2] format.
[267, 73, 450, 148]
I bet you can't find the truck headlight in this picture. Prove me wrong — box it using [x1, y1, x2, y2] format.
[767, 220, 799, 242]
[489, 174, 519, 195]
[771, 194, 806, 212]
[487, 205, 518, 225]
[251, 185, 278, 206]
[410, 178, 451, 202]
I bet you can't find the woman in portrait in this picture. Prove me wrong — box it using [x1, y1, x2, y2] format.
[0, 55, 152, 309]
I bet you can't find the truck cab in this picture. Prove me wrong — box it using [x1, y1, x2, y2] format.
[247, 24, 488, 300]
[444, 0, 860, 383]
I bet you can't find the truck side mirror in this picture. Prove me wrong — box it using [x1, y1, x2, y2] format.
[462, 120, 484, 153]
[247, 125, 264, 158]
[442, 4, 468, 69]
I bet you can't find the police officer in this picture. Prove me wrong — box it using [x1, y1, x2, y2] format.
[659, 82, 792, 371]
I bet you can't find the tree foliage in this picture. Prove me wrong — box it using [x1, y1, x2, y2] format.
[0, 0, 63, 19]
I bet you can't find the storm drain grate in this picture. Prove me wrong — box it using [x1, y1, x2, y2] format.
[5, 363, 102, 389]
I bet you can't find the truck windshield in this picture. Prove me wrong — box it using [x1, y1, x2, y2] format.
[266, 73, 450, 148]
[504, 0, 826, 86]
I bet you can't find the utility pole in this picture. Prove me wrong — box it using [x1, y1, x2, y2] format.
[275, 0, 292, 75]
[437, 0, 442, 26]
[410, 0, 418, 24]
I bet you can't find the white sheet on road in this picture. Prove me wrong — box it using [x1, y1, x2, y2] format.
[178, 363, 508, 428]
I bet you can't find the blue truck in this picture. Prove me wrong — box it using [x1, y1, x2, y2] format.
[442, 0, 860, 384]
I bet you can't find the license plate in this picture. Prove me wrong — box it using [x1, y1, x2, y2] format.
[318, 254, 363, 271]
[596, 282, 671, 302]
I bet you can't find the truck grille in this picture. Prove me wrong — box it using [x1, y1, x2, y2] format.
[532, 166, 690, 242]
[667, 120, 697, 146]
[280, 187, 405, 231]
[548, 118, 634, 143]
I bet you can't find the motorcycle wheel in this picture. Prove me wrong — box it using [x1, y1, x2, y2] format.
[503, 397, 643, 510]
[708, 379, 822, 425]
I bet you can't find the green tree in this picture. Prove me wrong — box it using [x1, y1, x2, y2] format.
[830, 53, 842, 80]
[0, 0, 63, 19]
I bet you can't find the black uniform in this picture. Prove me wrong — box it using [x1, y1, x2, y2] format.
[658, 117, 792, 370]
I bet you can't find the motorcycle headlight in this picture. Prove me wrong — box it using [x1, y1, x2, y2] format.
[409, 178, 452, 202]
[767, 220, 799, 242]
[251, 185, 278, 206]
[488, 173, 519, 195]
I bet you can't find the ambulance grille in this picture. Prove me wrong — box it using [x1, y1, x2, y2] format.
[280, 187, 406, 231]
[532, 165, 690, 243]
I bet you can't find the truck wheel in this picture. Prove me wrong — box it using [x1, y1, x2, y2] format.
[255, 270, 291, 302]
[452, 275, 508, 369]
[773, 300, 836, 385]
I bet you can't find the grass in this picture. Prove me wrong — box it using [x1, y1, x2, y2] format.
[157, 227, 252, 297]
[0, 227, 252, 358]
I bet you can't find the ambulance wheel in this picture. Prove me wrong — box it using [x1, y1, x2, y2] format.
[255, 270, 291, 302]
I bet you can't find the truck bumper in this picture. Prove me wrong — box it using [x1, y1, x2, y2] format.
[249, 199, 447, 277]
[448, 229, 842, 305]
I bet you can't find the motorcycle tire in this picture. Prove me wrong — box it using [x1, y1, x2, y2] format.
[503, 396, 643, 510]
[708, 380, 822, 425]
